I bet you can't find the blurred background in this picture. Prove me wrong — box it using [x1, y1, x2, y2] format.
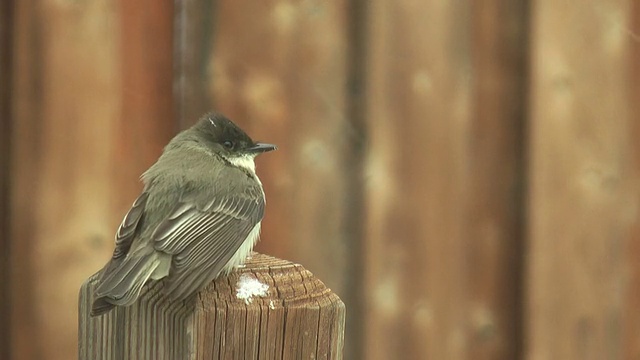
[1, 0, 640, 359]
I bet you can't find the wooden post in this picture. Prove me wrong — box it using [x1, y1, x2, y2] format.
[78, 253, 345, 359]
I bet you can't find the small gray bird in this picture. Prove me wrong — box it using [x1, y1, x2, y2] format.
[91, 113, 276, 316]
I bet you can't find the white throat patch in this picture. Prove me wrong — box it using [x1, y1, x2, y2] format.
[226, 154, 257, 173]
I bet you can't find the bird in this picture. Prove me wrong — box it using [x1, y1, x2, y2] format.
[91, 113, 276, 316]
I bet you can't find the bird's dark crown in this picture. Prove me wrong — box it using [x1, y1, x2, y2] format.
[190, 113, 277, 157]
[193, 113, 256, 154]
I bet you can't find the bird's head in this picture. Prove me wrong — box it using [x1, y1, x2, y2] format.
[191, 113, 277, 166]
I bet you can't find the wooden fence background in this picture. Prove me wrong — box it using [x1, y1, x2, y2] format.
[1, 0, 639, 359]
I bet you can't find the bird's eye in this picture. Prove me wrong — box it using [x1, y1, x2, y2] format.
[222, 140, 234, 149]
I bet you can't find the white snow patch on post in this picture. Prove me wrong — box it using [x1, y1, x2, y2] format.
[236, 274, 269, 304]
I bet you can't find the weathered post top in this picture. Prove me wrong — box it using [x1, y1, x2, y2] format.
[79, 253, 345, 359]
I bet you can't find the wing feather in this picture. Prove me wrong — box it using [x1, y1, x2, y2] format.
[153, 186, 264, 300]
[112, 192, 148, 259]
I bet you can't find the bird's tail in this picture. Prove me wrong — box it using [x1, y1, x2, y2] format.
[91, 249, 161, 316]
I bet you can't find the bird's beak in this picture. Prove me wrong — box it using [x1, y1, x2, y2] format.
[247, 142, 277, 154]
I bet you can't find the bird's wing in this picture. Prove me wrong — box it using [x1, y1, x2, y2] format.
[152, 184, 265, 300]
[112, 192, 149, 259]
[92, 192, 150, 315]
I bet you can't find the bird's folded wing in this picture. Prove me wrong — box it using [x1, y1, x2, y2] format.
[112, 192, 149, 259]
[152, 186, 265, 300]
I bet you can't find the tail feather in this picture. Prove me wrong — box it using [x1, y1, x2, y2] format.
[91, 250, 160, 316]
[91, 298, 116, 316]
[95, 254, 147, 296]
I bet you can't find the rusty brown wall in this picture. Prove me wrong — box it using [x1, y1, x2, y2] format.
[3, 1, 640, 359]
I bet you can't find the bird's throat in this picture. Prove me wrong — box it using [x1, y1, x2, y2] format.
[225, 154, 257, 174]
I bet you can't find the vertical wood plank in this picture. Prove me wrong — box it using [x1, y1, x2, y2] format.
[527, 1, 637, 359]
[624, 2, 640, 358]
[467, 1, 529, 359]
[343, 0, 368, 357]
[11, 1, 174, 359]
[174, 0, 214, 129]
[364, 1, 473, 359]
[114, 0, 175, 226]
[0, 1, 14, 359]
[11, 1, 49, 358]
[176, 0, 359, 356]
[365, 0, 530, 359]
[11, 1, 122, 359]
